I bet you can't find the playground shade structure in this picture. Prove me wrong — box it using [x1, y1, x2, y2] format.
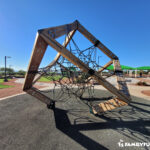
[107, 65, 135, 70]
[107, 65, 150, 71]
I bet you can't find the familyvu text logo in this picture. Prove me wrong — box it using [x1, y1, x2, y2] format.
[118, 139, 150, 148]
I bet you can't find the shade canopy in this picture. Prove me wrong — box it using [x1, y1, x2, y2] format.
[107, 65, 150, 71]
[135, 66, 150, 70]
[107, 65, 135, 70]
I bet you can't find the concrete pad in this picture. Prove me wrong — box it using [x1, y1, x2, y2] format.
[0, 89, 150, 150]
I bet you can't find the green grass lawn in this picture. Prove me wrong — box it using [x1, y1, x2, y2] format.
[0, 79, 5, 83]
[0, 79, 11, 83]
[38, 76, 63, 82]
[0, 79, 13, 89]
[0, 84, 13, 89]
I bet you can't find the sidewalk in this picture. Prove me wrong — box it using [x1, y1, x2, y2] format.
[0, 79, 46, 99]
[0, 78, 150, 100]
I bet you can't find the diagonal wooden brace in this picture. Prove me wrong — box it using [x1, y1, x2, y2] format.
[23, 21, 77, 91]
[23, 34, 48, 90]
[26, 87, 53, 105]
[77, 21, 118, 60]
[98, 60, 113, 73]
[32, 29, 76, 84]
[113, 59, 131, 98]
[40, 33, 130, 103]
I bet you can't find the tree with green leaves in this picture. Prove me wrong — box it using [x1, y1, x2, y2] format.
[17, 70, 26, 76]
[0, 67, 15, 75]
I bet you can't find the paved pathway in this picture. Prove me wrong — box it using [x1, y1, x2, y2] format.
[0, 77, 150, 101]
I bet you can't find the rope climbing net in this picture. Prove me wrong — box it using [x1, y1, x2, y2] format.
[37, 34, 115, 108]
[23, 20, 131, 115]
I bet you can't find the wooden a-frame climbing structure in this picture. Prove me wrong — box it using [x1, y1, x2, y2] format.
[23, 20, 131, 115]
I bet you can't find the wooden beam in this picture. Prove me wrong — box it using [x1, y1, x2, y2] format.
[113, 59, 131, 98]
[40, 33, 89, 72]
[23, 33, 48, 91]
[39, 20, 78, 39]
[77, 21, 118, 60]
[40, 33, 130, 103]
[92, 98, 128, 114]
[32, 53, 61, 84]
[87, 60, 113, 83]
[98, 60, 113, 73]
[23, 21, 77, 90]
[32, 29, 76, 84]
[26, 87, 52, 105]
[93, 72, 130, 102]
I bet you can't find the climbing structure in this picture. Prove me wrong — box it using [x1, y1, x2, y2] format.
[23, 20, 131, 115]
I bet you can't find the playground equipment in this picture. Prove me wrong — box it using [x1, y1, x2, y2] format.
[23, 20, 131, 115]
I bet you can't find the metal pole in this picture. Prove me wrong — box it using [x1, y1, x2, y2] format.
[4, 56, 8, 82]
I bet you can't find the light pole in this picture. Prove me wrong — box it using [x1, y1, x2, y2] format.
[9, 65, 12, 77]
[4, 56, 11, 82]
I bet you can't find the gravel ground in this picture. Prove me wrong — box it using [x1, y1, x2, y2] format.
[0, 89, 150, 150]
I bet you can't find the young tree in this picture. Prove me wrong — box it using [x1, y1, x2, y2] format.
[0, 67, 15, 75]
[17, 70, 26, 76]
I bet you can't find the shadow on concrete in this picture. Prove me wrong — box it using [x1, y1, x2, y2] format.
[53, 92, 150, 150]
[0, 88, 149, 150]
[53, 108, 109, 150]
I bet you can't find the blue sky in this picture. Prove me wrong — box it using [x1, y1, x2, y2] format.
[0, 0, 150, 71]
